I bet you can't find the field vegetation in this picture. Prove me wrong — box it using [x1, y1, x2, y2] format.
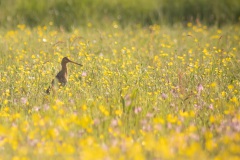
[0, 0, 240, 29]
[0, 0, 240, 159]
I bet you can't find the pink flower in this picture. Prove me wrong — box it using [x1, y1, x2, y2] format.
[161, 93, 168, 99]
[94, 118, 100, 125]
[82, 71, 87, 77]
[124, 94, 131, 107]
[146, 112, 154, 118]
[134, 107, 142, 114]
[209, 104, 213, 110]
[20, 97, 28, 104]
[111, 119, 118, 127]
[197, 83, 204, 95]
[43, 104, 50, 111]
[33, 106, 40, 112]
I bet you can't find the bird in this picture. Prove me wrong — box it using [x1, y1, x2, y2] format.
[46, 57, 82, 94]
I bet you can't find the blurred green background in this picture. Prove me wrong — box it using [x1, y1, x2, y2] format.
[0, 0, 239, 29]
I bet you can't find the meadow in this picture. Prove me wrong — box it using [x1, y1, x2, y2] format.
[0, 22, 240, 159]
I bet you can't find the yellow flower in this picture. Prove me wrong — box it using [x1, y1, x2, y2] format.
[167, 114, 178, 124]
[17, 24, 26, 30]
[205, 139, 218, 152]
[228, 85, 234, 90]
[221, 91, 226, 97]
[115, 109, 122, 116]
[187, 22, 192, 27]
[210, 82, 217, 88]
[81, 104, 87, 111]
[57, 143, 75, 154]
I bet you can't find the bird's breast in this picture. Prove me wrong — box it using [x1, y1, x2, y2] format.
[56, 71, 68, 86]
[58, 76, 67, 86]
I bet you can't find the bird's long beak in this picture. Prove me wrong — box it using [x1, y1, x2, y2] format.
[69, 60, 83, 66]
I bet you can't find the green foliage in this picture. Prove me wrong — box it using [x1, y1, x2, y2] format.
[160, 0, 240, 26]
[0, 0, 240, 29]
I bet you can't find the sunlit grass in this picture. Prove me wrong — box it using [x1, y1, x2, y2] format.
[0, 23, 239, 159]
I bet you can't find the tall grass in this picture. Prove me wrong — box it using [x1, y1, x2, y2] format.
[0, 0, 239, 29]
[0, 23, 239, 159]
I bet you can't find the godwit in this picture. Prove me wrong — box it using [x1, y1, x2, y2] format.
[46, 57, 82, 94]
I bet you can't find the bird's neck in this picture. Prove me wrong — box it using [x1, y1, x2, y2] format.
[61, 64, 68, 75]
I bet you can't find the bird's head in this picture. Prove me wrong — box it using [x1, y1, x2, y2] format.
[61, 57, 82, 66]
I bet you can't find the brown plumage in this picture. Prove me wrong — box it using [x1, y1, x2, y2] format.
[46, 57, 82, 94]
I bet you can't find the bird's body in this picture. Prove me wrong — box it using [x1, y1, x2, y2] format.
[46, 57, 82, 94]
[56, 70, 68, 86]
